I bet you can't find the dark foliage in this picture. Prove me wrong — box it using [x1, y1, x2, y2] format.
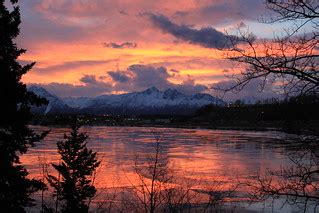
[198, 95, 318, 120]
[47, 120, 100, 212]
[0, 0, 48, 211]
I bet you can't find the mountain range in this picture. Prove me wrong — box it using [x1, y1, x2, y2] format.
[28, 86, 224, 115]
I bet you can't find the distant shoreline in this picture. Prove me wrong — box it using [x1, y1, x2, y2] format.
[31, 120, 319, 136]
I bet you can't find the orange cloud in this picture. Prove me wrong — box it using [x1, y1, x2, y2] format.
[17, 0, 279, 97]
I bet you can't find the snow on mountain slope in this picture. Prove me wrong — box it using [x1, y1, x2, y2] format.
[74, 87, 222, 109]
[28, 86, 73, 114]
[30, 86, 224, 115]
[62, 97, 92, 109]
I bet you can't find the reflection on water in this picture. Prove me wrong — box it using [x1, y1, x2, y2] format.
[20, 126, 303, 212]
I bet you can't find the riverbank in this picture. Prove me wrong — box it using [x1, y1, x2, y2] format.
[31, 114, 319, 136]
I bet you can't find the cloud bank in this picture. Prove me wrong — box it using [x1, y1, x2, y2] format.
[147, 14, 236, 49]
[103, 42, 137, 49]
[211, 78, 279, 102]
[34, 64, 208, 97]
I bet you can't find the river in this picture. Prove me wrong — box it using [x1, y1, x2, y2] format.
[21, 126, 316, 212]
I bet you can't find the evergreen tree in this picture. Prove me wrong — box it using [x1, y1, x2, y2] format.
[0, 0, 48, 211]
[48, 120, 100, 212]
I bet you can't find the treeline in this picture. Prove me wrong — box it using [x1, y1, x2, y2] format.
[196, 95, 319, 121]
[31, 95, 319, 132]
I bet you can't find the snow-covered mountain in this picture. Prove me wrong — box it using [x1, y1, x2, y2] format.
[28, 86, 73, 114]
[29, 86, 224, 115]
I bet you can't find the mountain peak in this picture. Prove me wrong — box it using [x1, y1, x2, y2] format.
[29, 85, 225, 115]
[142, 86, 160, 94]
[164, 88, 179, 93]
[29, 85, 46, 92]
[163, 88, 184, 100]
[28, 85, 55, 98]
[28, 86, 72, 114]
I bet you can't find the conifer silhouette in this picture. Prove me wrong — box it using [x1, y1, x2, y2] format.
[48, 119, 100, 212]
[0, 0, 48, 211]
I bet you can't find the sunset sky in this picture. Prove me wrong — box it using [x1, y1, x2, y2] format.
[16, 0, 297, 100]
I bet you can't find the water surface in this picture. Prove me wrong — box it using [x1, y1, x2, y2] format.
[21, 126, 305, 212]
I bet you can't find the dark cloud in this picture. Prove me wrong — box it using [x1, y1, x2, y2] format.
[32, 82, 111, 98]
[33, 74, 113, 97]
[175, 79, 208, 95]
[33, 64, 208, 97]
[128, 64, 171, 89]
[147, 14, 236, 49]
[79, 74, 112, 91]
[169, 69, 179, 73]
[80, 75, 98, 84]
[199, 0, 265, 24]
[103, 42, 137, 49]
[211, 78, 279, 102]
[173, 11, 189, 18]
[119, 10, 129, 16]
[170, 0, 266, 27]
[111, 64, 208, 95]
[108, 71, 131, 83]
[16, 1, 92, 48]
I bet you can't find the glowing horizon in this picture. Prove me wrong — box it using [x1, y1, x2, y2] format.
[15, 0, 295, 100]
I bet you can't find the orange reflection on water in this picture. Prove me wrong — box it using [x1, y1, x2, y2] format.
[20, 126, 293, 206]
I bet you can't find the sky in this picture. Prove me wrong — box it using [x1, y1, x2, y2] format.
[15, 0, 291, 100]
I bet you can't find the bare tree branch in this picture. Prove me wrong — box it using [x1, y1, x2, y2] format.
[222, 0, 319, 97]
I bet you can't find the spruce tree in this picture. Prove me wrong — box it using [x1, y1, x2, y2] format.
[0, 0, 48, 211]
[48, 120, 100, 212]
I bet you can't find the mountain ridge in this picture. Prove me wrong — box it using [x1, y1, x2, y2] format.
[29, 86, 225, 115]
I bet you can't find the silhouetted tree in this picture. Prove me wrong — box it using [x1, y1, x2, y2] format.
[130, 133, 172, 213]
[222, 0, 318, 97]
[47, 120, 100, 212]
[125, 131, 238, 212]
[247, 136, 319, 212]
[0, 0, 48, 211]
